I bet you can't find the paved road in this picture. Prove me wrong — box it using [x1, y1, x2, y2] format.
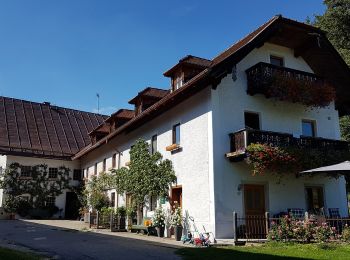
[0, 220, 180, 260]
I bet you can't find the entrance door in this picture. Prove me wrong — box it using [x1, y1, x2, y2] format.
[244, 184, 266, 216]
[243, 184, 266, 239]
[171, 186, 182, 209]
[65, 192, 80, 220]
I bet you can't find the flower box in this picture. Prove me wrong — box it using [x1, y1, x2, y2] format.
[166, 144, 180, 152]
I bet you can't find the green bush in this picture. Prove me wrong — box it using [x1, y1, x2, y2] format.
[116, 206, 126, 217]
[17, 200, 33, 217]
[342, 225, 350, 242]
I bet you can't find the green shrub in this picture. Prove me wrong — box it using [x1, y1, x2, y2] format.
[116, 206, 126, 217]
[342, 225, 350, 242]
[17, 200, 33, 217]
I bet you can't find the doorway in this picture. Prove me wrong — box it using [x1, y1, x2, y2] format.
[171, 186, 182, 209]
[243, 184, 266, 239]
[65, 192, 80, 220]
[244, 184, 266, 216]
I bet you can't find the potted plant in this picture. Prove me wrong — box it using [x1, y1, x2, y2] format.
[126, 206, 136, 230]
[152, 206, 165, 237]
[165, 209, 172, 238]
[171, 206, 183, 241]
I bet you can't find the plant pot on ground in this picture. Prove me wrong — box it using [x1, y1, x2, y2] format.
[156, 226, 165, 238]
[174, 225, 183, 241]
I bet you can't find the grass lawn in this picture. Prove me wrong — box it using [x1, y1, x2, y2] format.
[0, 247, 41, 260]
[176, 242, 350, 260]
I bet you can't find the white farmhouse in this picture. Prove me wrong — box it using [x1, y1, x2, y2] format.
[0, 98, 106, 218]
[73, 16, 350, 238]
[1, 15, 349, 239]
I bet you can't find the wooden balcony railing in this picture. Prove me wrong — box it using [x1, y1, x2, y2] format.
[226, 128, 349, 161]
[246, 62, 324, 96]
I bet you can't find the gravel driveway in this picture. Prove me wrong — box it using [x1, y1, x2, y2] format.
[0, 220, 180, 260]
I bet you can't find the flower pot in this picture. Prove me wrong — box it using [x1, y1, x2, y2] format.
[165, 227, 171, 238]
[174, 225, 183, 241]
[156, 226, 165, 237]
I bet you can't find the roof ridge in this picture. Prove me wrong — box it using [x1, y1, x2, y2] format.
[211, 15, 280, 65]
[0, 95, 108, 117]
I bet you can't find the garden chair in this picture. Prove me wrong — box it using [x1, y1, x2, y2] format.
[328, 208, 341, 218]
[288, 208, 305, 219]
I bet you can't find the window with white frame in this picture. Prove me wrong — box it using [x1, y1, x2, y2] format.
[302, 120, 316, 137]
[151, 134, 157, 154]
[49, 168, 58, 179]
[150, 195, 157, 211]
[172, 123, 180, 145]
[46, 196, 55, 207]
[73, 169, 82, 180]
[21, 166, 32, 178]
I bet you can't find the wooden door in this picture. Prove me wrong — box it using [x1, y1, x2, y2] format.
[243, 184, 266, 239]
[244, 184, 265, 216]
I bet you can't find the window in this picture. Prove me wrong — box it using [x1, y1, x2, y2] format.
[111, 192, 116, 207]
[150, 195, 157, 211]
[46, 196, 55, 207]
[21, 166, 32, 178]
[244, 112, 260, 130]
[151, 135, 157, 154]
[0, 167, 3, 176]
[86, 168, 89, 178]
[172, 123, 180, 145]
[48, 168, 58, 179]
[103, 158, 106, 172]
[270, 55, 284, 67]
[112, 153, 117, 169]
[302, 120, 316, 137]
[305, 186, 324, 214]
[94, 163, 97, 175]
[73, 169, 82, 181]
[175, 76, 183, 90]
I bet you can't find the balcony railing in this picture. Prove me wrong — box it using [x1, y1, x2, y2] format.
[226, 128, 349, 161]
[246, 62, 326, 97]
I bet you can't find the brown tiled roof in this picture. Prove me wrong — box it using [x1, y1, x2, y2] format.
[106, 109, 135, 123]
[0, 96, 106, 160]
[128, 87, 170, 104]
[73, 15, 350, 159]
[163, 55, 211, 77]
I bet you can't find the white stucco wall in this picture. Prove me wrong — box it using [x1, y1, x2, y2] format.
[0, 155, 7, 207]
[81, 88, 215, 233]
[3, 155, 81, 218]
[211, 43, 346, 238]
[79, 42, 346, 239]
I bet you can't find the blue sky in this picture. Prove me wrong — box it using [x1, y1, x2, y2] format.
[0, 0, 325, 115]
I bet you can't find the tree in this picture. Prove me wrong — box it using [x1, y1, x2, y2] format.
[112, 139, 176, 212]
[340, 116, 350, 142]
[0, 163, 71, 213]
[311, 0, 350, 65]
[309, 0, 350, 154]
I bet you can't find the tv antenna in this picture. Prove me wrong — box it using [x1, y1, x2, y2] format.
[96, 93, 100, 114]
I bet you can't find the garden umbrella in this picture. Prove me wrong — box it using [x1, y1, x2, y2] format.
[301, 161, 350, 174]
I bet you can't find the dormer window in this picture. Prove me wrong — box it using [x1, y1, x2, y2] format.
[175, 76, 183, 90]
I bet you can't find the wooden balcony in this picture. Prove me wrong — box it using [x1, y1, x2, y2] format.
[246, 62, 326, 97]
[226, 128, 349, 161]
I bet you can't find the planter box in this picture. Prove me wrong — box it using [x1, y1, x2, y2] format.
[166, 144, 180, 152]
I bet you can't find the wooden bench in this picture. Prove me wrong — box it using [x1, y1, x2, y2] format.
[131, 217, 157, 236]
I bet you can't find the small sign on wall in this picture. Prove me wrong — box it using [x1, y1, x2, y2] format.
[159, 197, 166, 204]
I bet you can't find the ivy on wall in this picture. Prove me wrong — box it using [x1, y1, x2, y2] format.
[0, 163, 71, 213]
